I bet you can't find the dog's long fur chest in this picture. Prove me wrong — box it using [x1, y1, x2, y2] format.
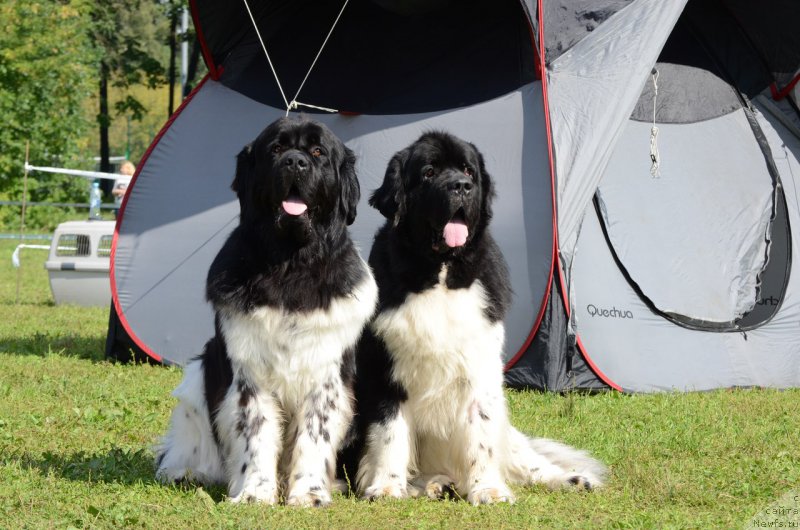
[372, 270, 505, 407]
[221, 275, 377, 408]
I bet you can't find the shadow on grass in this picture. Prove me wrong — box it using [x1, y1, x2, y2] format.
[17, 448, 227, 500]
[0, 333, 107, 362]
[20, 448, 157, 485]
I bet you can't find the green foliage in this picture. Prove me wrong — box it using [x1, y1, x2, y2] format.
[89, 1, 170, 91]
[1, 239, 799, 528]
[0, 2, 99, 230]
[0, 1, 204, 232]
[89, 0, 172, 174]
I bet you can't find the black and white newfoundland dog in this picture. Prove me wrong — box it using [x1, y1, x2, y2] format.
[155, 117, 377, 507]
[346, 131, 606, 504]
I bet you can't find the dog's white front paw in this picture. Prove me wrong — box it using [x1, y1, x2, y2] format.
[467, 483, 515, 505]
[363, 480, 408, 500]
[286, 478, 332, 507]
[228, 476, 278, 504]
[155, 465, 187, 484]
[424, 475, 456, 500]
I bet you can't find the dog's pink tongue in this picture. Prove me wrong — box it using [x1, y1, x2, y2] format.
[281, 198, 308, 216]
[443, 220, 468, 248]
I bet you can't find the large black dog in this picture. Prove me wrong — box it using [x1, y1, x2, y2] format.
[347, 131, 606, 504]
[155, 117, 377, 506]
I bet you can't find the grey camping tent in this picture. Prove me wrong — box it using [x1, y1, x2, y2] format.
[109, 0, 800, 392]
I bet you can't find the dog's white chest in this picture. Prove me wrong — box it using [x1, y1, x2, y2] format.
[220, 273, 377, 408]
[372, 268, 505, 413]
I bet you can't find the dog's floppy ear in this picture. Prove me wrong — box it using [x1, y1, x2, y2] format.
[474, 144, 495, 223]
[369, 148, 409, 224]
[231, 144, 255, 217]
[338, 146, 360, 226]
[231, 143, 254, 195]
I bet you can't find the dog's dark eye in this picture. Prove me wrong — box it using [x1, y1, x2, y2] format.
[423, 167, 435, 180]
[272, 145, 283, 155]
[463, 165, 474, 177]
[311, 147, 322, 157]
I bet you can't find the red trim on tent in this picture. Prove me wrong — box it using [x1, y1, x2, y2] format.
[506, 0, 622, 391]
[770, 74, 800, 101]
[575, 336, 622, 392]
[504, 0, 553, 371]
[555, 259, 622, 391]
[109, 74, 212, 364]
[189, 0, 221, 81]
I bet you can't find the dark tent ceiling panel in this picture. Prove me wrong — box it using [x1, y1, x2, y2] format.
[192, 0, 536, 114]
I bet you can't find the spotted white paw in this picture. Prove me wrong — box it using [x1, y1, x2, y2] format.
[467, 484, 515, 505]
[565, 473, 597, 491]
[228, 477, 278, 505]
[363, 481, 408, 500]
[285, 485, 332, 508]
[424, 475, 456, 500]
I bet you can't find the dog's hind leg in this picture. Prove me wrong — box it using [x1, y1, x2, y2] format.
[155, 359, 225, 485]
[216, 376, 283, 504]
[504, 428, 607, 491]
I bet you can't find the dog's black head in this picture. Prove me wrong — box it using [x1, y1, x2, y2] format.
[370, 131, 494, 257]
[232, 117, 359, 243]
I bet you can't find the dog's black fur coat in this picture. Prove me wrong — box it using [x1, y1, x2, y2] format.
[366, 132, 511, 320]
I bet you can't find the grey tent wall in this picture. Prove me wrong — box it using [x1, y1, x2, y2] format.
[111, 79, 555, 367]
[504, 262, 610, 392]
[567, 102, 800, 392]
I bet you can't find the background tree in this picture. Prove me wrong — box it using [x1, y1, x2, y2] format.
[0, 0, 205, 232]
[88, 0, 169, 174]
[0, 1, 98, 230]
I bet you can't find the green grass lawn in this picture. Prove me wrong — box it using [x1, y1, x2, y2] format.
[0, 239, 798, 529]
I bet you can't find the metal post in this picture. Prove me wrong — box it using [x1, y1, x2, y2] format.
[17, 142, 30, 304]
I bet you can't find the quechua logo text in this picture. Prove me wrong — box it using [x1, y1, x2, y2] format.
[586, 304, 634, 319]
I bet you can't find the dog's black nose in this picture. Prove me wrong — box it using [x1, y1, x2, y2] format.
[283, 152, 308, 171]
[448, 178, 473, 195]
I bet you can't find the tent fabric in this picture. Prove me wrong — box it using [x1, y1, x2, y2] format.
[504, 262, 610, 392]
[110, 0, 800, 392]
[594, 110, 775, 324]
[721, 0, 800, 92]
[538, 0, 634, 63]
[569, 101, 800, 392]
[112, 79, 554, 366]
[547, 0, 688, 268]
[193, 0, 536, 114]
[629, 63, 742, 123]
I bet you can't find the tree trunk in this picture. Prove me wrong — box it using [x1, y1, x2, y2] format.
[184, 34, 202, 98]
[168, 7, 177, 117]
[99, 60, 111, 174]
